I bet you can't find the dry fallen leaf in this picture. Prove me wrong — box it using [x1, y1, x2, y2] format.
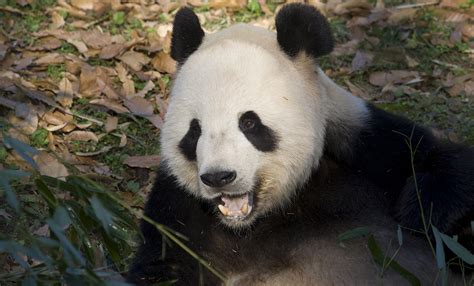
[35, 151, 69, 180]
[90, 98, 130, 113]
[124, 155, 161, 169]
[135, 80, 155, 98]
[82, 30, 112, 49]
[351, 51, 373, 71]
[123, 96, 154, 116]
[151, 52, 176, 74]
[369, 70, 421, 87]
[64, 131, 99, 142]
[99, 43, 126, 59]
[105, 116, 118, 133]
[56, 77, 74, 107]
[79, 66, 109, 97]
[344, 79, 372, 100]
[118, 51, 150, 72]
[51, 11, 65, 29]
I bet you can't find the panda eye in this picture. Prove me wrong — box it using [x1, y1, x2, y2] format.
[242, 119, 255, 131]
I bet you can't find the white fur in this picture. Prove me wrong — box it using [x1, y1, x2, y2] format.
[160, 24, 368, 227]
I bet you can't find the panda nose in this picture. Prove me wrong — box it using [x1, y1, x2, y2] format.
[200, 171, 237, 188]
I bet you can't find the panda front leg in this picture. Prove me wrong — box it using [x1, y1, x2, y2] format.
[343, 104, 474, 254]
[127, 166, 219, 285]
[395, 143, 474, 246]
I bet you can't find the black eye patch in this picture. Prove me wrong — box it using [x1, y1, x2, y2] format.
[179, 119, 201, 161]
[239, 111, 279, 152]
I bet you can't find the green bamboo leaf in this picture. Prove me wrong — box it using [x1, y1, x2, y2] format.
[337, 227, 371, 243]
[3, 136, 38, 169]
[434, 226, 474, 265]
[21, 274, 37, 286]
[432, 226, 447, 286]
[35, 178, 58, 210]
[90, 196, 114, 233]
[397, 225, 403, 247]
[47, 207, 85, 267]
[367, 235, 421, 286]
[0, 169, 30, 212]
[0, 241, 30, 269]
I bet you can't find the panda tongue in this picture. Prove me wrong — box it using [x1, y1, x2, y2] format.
[220, 193, 251, 217]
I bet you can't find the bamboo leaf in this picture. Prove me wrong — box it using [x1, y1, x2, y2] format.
[434, 226, 474, 265]
[337, 227, 371, 242]
[367, 235, 421, 286]
[3, 136, 38, 169]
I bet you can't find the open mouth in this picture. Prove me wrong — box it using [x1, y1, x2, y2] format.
[217, 192, 254, 221]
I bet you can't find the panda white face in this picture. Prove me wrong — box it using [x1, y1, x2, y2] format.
[161, 27, 327, 228]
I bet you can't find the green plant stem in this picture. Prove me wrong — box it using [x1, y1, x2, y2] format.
[405, 129, 436, 257]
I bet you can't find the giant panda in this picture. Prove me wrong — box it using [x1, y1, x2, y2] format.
[127, 4, 474, 285]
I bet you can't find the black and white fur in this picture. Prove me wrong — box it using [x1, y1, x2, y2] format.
[128, 4, 474, 285]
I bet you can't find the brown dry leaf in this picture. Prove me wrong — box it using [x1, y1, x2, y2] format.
[90, 98, 130, 113]
[351, 51, 373, 71]
[155, 95, 168, 119]
[67, 39, 88, 54]
[145, 114, 164, 129]
[44, 110, 73, 126]
[97, 78, 120, 99]
[99, 43, 125, 59]
[369, 70, 421, 87]
[65, 131, 99, 142]
[123, 96, 154, 116]
[405, 55, 419, 68]
[35, 151, 69, 180]
[16, 0, 32, 6]
[464, 81, 474, 97]
[332, 40, 359, 56]
[81, 30, 112, 49]
[56, 77, 74, 107]
[0, 44, 9, 61]
[135, 80, 155, 98]
[209, 0, 246, 10]
[33, 224, 50, 236]
[71, 0, 95, 10]
[119, 133, 127, 147]
[344, 79, 372, 100]
[118, 51, 150, 72]
[387, 8, 416, 25]
[124, 155, 160, 169]
[151, 52, 176, 74]
[334, 0, 372, 15]
[51, 11, 65, 29]
[29, 36, 62, 51]
[8, 113, 38, 135]
[35, 53, 65, 65]
[79, 66, 109, 97]
[105, 116, 118, 133]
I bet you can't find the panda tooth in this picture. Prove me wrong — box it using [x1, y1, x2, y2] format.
[218, 204, 229, 216]
[241, 202, 249, 215]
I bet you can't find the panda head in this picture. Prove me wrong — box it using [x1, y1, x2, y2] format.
[161, 4, 334, 229]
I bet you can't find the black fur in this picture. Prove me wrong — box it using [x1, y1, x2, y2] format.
[128, 105, 474, 285]
[171, 7, 205, 65]
[127, 161, 391, 285]
[325, 104, 474, 236]
[275, 3, 334, 58]
[239, 111, 279, 152]
[178, 119, 201, 161]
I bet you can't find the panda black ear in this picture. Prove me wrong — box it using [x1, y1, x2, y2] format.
[171, 7, 205, 65]
[275, 4, 334, 59]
